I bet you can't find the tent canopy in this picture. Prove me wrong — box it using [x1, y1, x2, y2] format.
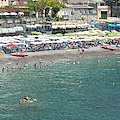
[1, 29, 9, 33]
[108, 24, 116, 27]
[14, 27, 23, 32]
[7, 28, 16, 33]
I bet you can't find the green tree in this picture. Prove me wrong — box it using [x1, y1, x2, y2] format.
[26, 0, 64, 20]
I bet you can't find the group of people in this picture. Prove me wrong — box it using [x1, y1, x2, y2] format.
[19, 96, 37, 104]
[1, 57, 55, 73]
[67, 60, 81, 65]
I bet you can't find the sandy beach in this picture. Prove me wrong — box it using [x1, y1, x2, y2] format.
[0, 46, 120, 66]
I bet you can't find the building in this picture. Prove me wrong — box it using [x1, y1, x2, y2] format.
[58, 0, 102, 22]
[9, 0, 28, 5]
[0, 0, 9, 7]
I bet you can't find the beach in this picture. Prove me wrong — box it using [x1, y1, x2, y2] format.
[0, 46, 120, 66]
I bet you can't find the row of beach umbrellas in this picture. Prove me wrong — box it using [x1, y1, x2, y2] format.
[0, 12, 24, 16]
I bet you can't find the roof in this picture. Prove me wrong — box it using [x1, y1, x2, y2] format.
[67, 0, 104, 3]
[67, 5, 94, 9]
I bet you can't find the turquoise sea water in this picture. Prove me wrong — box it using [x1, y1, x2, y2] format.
[0, 55, 120, 120]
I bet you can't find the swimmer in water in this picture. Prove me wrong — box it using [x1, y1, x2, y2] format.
[23, 66, 26, 70]
[106, 58, 109, 61]
[97, 60, 100, 62]
[73, 61, 76, 64]
[39, 57, 42, 64]
[12, 68, 15, 72]
[49, 61, 53, 66]
[2, 67, 4, 72]
[77, 61, 81, 64]
[6, 67, 9, 72]
[67, 61, 70, 65]
[16, 62, 19, 66]
[34, 63, 37, 67]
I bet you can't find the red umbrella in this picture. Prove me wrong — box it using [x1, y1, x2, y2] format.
[118, 39, 120, 42]
[8, 44, 17, 47]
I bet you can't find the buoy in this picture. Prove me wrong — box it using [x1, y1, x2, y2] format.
[113, 82, 114, 86]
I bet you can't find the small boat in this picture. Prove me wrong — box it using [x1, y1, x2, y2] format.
[101, 45, 116, 51]
[66, 49, 71, 52]
[10, 53, 28, 57]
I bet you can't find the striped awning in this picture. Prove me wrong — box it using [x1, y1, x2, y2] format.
[7, 28, 16, 33]
[1, 29, 9, 33]
[14, 27, 23, 32]
[0, 29, 2, 33]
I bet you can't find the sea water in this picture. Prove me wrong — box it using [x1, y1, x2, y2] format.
[0, 55, 120, 120]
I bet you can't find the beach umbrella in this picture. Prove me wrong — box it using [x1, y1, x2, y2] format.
[8, 43, 17, 47]
[18, 12, 24, 15]
[118, 39, 120, 42]
[3, 12, 10, 16]
[10, 12, 17, 16]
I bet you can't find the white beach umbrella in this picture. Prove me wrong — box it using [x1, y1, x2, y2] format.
[10, 12, 17, 16]
[3, 12, 10, 16]
[18, 12, 24, 15]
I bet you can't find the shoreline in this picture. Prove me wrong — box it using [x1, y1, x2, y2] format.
[0, 46, 120, 66]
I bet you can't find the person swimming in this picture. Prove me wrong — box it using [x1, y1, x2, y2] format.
[67, 61, 70, 65]
[34, 63, 37, 67]
[97, 60, 100, 62]
[39, 57, 42, 64]
[2, 67, 4, 72]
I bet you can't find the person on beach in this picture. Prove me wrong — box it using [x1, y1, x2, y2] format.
[81, 48, 84, 53]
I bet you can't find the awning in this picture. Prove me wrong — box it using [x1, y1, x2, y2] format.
[14, 27, 23, 32]
[108, 24, 116, 27]
[91, 22, 98, 25]
[7, 28, 16, 33]
[1, 29, 9, 33]
[26, 25, 36, 28]
[10, 12, 17, 16]
[18, 12, 24, 15]
[35, 24, 42, 27]
[116, 24, 120, 27]
[2, 12, 10, 16]
[0, 29, 2, 33]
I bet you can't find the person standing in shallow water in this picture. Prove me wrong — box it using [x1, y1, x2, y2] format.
[39, 57, 42, 64]
[2, 67, 4, 72]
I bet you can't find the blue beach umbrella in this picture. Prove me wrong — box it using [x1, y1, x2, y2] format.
[91, 22, 98, 25]
[108, 24, 116, 27]
[116, 24, 120, 27]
